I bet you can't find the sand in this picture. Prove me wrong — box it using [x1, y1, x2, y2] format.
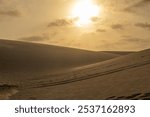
[0, 39, 149, 100]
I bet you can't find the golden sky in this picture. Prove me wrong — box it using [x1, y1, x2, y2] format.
[0, 0, 150, 51]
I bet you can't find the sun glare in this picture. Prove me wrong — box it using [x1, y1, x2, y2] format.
[71, 0, 101, 27]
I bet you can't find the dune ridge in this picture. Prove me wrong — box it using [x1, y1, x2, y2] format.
[0, 39, 121, 73]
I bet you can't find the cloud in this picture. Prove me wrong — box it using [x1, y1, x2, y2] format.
[132, 0, 150, 8]
[91, 17, 101, 22]
[123, 37, 144, 43]
[124, 0, 150, 12]
[48, 18, 74, 27]
[121, 36, 150, 45]
[135, 22, 150, 30]
[0, 10, 21, 17]
[0, 0, 21, 17]
[111, 24, 124, 30]
[20, 35, 49, 42]
[122, 35, 132, 38]
[96, 29, 106, 32]
[112, 36, 150, 50]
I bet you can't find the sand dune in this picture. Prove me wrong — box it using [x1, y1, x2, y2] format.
[0, 39, 125, 99]
[0, 39, 120, 73]
[0, 39, 126, 83]
[11, 49, 150, 100]
[0, 39, 149, 99]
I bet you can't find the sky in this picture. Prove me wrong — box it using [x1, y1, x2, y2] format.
[0, 0, 150, 51]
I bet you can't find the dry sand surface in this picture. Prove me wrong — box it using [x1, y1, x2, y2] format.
[0, 39, 149, 100]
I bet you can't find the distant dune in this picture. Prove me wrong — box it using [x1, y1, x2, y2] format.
[0, 39, 121, 73]
[0, 39, 149, 100]
[102, 51, 134, 55]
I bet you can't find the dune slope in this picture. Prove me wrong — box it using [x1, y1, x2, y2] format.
[0, 39, 125, 99]
[0, 39, 120, 74]
[10, 49, 150, 100]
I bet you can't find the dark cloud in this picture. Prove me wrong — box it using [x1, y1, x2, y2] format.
[121, 36, 150, 45]
[132, 0, 150, 8]
[122, 35, 132, 38]
[48, 19, 74, 27]
[124, 37, 144, 43]
[0, 10, 21, 17]
[135, 22, 150, 30]
[111, 24, 124, 30]
[114, 36, 150, 50]
[124, 7, 135, 13]
[96, 29, 106, 32]
[20, 35, 49, 42]
[91, 17, 101, 22]
[124, 0, 150, 12]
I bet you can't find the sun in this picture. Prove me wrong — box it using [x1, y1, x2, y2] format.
[71, 0, 101, 27]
